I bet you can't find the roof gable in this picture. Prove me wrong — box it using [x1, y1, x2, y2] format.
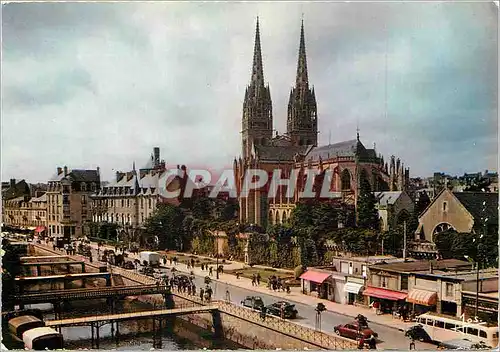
[452, 192, 498, 225]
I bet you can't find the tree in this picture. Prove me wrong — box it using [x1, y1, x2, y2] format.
[356, 173, 379, 229]
[143, 203, 186, 250]
[415, 191, 431, 215]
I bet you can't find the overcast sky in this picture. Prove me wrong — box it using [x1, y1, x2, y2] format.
[2, 2, 498, 183]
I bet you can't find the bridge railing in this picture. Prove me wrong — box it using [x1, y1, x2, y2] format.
[216, 300, 358, 350]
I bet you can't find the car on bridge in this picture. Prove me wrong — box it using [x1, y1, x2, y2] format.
[241, 296, 265, 311]
[333, 322, 378, 341]
[265, 301, 298, 319]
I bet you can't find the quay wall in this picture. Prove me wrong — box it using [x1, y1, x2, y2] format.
[30, 244, 357, 350]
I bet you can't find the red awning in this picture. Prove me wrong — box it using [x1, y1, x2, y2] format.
[363, 286, 407, 301]
[34, 226, 46, 233]
[299, 270, 331, 284]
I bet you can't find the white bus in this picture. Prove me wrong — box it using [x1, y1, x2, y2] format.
[415, 312, 498, 347]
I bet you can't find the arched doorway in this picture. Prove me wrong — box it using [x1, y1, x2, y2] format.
[432, 223, 456, 237]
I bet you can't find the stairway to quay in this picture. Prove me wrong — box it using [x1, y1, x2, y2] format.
[25, 243, 357, 350]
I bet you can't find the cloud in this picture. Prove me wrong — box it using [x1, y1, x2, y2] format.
[1, 2, 497, 183]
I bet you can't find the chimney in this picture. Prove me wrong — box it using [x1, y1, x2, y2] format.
[57, 167, 62, 175]
[153, 147, 160, 167]
[10, 179, 15, 188]
[63, 166, 68, 176]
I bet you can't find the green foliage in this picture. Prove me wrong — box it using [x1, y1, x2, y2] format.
[328, 228, 380, 255]
[143, 203, 186, 250]
[356, 173, 379, 229]
[294, 265, 305, 279]
[415, 192, 431, 215]
[248, 233, 270, 265]
[98, 222, 119, 240]
[435, 228, 498, 268]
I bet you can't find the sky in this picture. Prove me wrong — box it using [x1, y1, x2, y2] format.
[2, 2, 498, 183]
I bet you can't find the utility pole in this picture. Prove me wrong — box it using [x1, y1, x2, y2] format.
[403, 220, 407, 261]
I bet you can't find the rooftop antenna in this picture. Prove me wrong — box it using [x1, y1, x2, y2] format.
[356, 122, 360, 141]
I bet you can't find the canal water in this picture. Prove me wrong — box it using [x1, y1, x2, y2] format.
[26, 299, 233, 350]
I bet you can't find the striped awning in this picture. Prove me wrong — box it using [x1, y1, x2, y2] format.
[407, 289, 437, 306]
[344, 282, 364, 294]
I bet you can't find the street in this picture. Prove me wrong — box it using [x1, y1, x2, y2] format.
[87, 244, 434, 350]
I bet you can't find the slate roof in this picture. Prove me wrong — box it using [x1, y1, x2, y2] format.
[69, 170, 100, 183]
[254, 145, 309, 162]
[374, 191, 403, 206]
[49, 169, 99, 183]
[305, 139, 377, 162]
[453, 192, 498, 225]
[2, 180, 31, 200]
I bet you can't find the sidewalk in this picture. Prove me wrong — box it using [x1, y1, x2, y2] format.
[86, 242, 413, 332]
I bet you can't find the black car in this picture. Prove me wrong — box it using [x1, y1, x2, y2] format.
[266, 301, 298, 319]
[405, 324, 432, 342]
[241, 296, 265, 310]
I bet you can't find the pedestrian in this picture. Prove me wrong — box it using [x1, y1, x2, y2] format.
[357, 336, 366, 350]
[368, 335, 377, 349]
[200, 288, 204, 302]
[251, 274, 256, 286]
[256, 273, 261, 285]
[209, 266, 213, 277]
[191, 258, 195, 268]
[192, 284, 196, 296]
[187, 284, 192, 296]
[260, 306, 267, 321]
[409, 339, 415, 350]
[201, 263, 204, 271]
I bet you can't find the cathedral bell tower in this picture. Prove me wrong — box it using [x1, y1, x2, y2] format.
[286, 20, 318, 147]
[241, 17, 273, 159]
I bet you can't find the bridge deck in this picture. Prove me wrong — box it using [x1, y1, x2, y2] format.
[21, 255, 71, 261]
[46, 305, 218, 327]
[11, 284, 171, 303]
[21, 260, 84, 266]
[15, 272, 111, 281]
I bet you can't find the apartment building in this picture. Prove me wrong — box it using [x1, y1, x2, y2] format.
[46, 166, 100, 239]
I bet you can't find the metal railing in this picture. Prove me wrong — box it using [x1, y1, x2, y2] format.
[11, 284, 171, 303]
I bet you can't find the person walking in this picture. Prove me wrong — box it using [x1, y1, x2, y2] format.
[367, 335, 377, 349]
[251, 274, 256, 286]
[256, 273, 261, 285]
[199, 288, 204, 302]
[209, 266, 213, 277]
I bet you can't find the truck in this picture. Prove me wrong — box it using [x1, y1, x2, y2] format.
[139, 251, 160, 267]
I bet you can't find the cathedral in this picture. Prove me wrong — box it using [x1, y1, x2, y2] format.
[233, 18, 409, 227]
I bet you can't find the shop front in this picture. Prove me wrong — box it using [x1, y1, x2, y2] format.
[345, 280, 365, 305]
[407, 288, 437, 315]
[363, 286, 408, 314]
[300, 270, 332, 300]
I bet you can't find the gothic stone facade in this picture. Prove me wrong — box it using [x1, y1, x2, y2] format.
[234, 19, 410, 227]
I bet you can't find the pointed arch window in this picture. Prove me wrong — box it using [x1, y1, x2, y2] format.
[341, 169, 351, 190]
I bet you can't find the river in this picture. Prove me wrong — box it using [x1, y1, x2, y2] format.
[24, 299, 235, 350]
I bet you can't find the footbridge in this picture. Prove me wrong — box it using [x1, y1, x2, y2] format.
[9, 284, 171, 304]
[45, 305, 218, 328]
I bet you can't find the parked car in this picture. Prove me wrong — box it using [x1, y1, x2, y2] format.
[334, 322, 378, 340]
[265, 301, 298, 319]
[241, 296, 265, 311]
[405, 324, 432, 342]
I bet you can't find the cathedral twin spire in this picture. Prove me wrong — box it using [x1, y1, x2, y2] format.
[242, 17, 317, 159]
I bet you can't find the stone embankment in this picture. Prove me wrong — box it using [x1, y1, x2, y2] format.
[30, 244, 357, 350]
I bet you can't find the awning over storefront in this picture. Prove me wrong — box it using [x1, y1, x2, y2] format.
[407, 289, 437, 306]
[299, 270, 331, 284]
[344, 282, 364, 294]
[363, 286, 408, 301]
[34, 226, 46, 233]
